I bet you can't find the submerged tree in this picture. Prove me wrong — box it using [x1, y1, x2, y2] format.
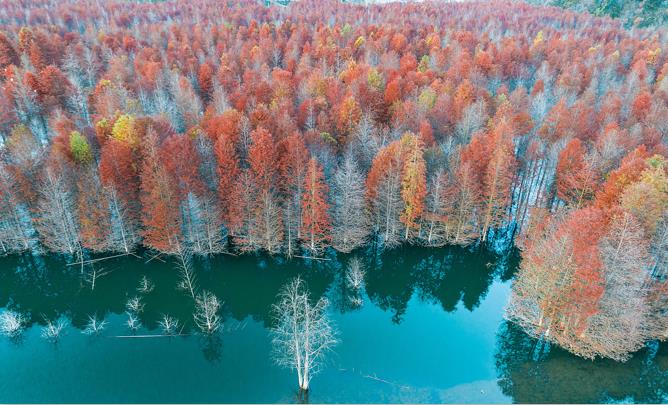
[0, 310, 26, 337]
[193, 290, 222, 334]
[82, 314, 107, 335]
[40, 316, 67, 341]
[270, 277, 338, 393]
[159, 314, 180, 335]
[137, 275, 155, 294]
[175, 246, 198, 300]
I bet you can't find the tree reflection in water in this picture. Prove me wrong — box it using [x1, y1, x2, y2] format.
[495, 321, 668, 403]
[0, 245, 512, 330]
[3, 246, 666, 402]
[364, 244, 517, 323]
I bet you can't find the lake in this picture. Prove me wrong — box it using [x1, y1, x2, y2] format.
[0, 246, 667, 403]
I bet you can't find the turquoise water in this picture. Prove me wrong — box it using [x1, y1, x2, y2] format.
[0, 246, 666, 403]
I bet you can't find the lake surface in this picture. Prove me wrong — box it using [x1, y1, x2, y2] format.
[0, 246, 667, 403]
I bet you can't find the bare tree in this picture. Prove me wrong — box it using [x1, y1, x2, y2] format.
[370, 167, 404, 249]
[175, 247, 198, 300]
[211, 79, 230, 115]
[349, 114, 382, 170]
[83, 265, 111, 291]
[9, 67, 48, 142]
[137, 275, 155, 294]
[193, 290, 222, 334]
[126, 312, 141, 331]
[182, 193, 225, 255]
[107, 186, 140, 254]
[0, 310, 26, 337]
[0, 163, 34, 253]
[159, 314, 180, 335]
[40, 316, 67, 341]
[126, 296, 145, 314]
[34, 168, 80, 255]
[270, 277, 339, 392]
[423, 169, 449, 247]
[345, 257, 365, 290]
[455, 99, 487, 145]
[650, 213, 668, 278]
[331, 154, 370, 253]
[82, 314, 107, 335]
[585, 212, 653, 361]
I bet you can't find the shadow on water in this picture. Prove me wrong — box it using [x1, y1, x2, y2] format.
[363, 244, 517, 323]
[3, 245, 664, 403]
[0, 245, 509, 332]
[0, 251, 336, 331]
[495, 321, 668, 403]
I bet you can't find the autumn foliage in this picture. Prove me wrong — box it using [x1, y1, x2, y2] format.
[0, 0, 666, 361]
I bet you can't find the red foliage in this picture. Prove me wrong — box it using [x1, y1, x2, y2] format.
[198, 62, 214, 103]
[139, 128, 181, 252]
[631, 91, 652, 123]
[78, 175, 111, 252]
[162, 134, 205, 198]
[99, 138, 140, 207]
[384, 79, 401, 105]
[300, 157, 331, 252]
[595, 145, 651, 210]
[556, 207, 607, 335]
[277, 132, 309, 195]
[214, 131, 244, 233]
[203, 109, 242, 143]
[248, 127, 278, 193]
[0, 32, 19, 68]
[556, 138, 597, 207]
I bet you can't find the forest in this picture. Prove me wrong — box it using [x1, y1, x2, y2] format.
[529, 0, 667, 28]
[0, 0, 666, 365]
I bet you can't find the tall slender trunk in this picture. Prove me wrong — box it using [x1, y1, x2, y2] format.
[110, 193, 129, 253]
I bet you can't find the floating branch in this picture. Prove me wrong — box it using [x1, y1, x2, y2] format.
[67, 252, 137, 267]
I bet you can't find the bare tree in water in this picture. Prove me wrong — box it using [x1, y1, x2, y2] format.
[194, 291, 221, 334]
[175, 247, 197, 300]
[345, 257, 365, 290]
[270, 277, 338, 394]
[0, 310, 25, 337]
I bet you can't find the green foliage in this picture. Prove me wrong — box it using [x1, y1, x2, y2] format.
[417, 88, 437, 110]
[367, 67, 384, 91]
[320, 132, 337, 145]
[418, 55, 430, 73]
[646, 154, 667, 170]
[70, 131, 92, 164]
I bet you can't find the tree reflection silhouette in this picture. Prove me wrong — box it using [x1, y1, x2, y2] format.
[0, 251, 335, 331]
[365, 245, 506, 323]
[495, 321, 668, 403]
[1, 245, 509, 330]
[199, 334, 223, 363]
